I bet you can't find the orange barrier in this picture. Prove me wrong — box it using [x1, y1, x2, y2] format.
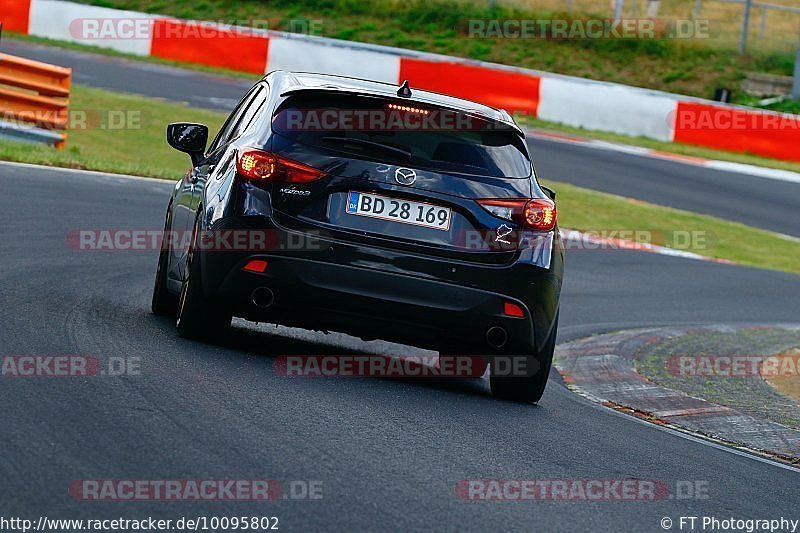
[0, 53, 71, 147]
[399, 58, 541, 116]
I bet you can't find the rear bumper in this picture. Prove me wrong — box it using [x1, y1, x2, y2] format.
[199, 217, 563, 353]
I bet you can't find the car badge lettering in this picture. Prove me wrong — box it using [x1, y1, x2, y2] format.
[280, 188, 311, 196]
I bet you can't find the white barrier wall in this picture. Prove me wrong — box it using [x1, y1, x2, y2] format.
[537, 77, 677, 142]
[28, 0, 156, 56]
[266, 36, 400, 82]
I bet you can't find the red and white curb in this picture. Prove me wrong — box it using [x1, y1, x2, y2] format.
[529, 129, 800, 185]
[555, 325, 800, 462]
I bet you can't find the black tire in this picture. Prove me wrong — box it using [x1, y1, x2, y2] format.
[151, 203, 179, 316]
[490, 314, 558, 403]
[176, 214, 231, 340]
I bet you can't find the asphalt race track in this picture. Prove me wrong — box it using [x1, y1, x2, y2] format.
[1, 39, 799, 531]
[530, 138, 800, 238]
[0, 161, 798, 531]
[4, 39, 800, 236]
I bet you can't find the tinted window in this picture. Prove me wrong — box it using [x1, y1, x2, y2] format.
[208, 84, 261, 153]
[271, 93, 531, 178]
[232, 85, 268, 139]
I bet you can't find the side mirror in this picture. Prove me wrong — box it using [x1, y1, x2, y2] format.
[167, 122, 208, 166]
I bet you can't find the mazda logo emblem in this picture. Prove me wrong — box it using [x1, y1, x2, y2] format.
[395, 167, 417, 185]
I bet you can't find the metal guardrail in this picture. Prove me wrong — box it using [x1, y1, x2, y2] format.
[498, 0, 799, 53]
[0, 49, 71, 148]
[712, 0, 800, 16]
[0, 118, 67, 145]
[706, 0, 800, 52]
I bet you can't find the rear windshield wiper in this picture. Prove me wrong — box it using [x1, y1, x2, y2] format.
[321, 136, 412, 161]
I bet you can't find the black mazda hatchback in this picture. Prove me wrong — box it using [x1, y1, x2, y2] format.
[152, 71, 563, 402]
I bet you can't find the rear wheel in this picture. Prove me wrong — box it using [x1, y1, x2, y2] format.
[176, 215, 231, 340]
[151, 203, 178, 316]
[490, 314, 558, 403]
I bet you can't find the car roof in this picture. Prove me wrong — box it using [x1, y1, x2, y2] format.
[266, 70, 522, 134]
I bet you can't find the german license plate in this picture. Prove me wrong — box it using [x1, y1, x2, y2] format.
[345, 191, 451, 231]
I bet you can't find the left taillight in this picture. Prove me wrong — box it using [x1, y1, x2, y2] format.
[477, 198, 557, 231]
[236, 148, 325, 183]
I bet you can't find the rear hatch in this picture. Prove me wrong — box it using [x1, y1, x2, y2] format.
[267, 91, 533, 263]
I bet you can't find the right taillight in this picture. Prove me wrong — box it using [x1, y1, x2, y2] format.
[477, 198, 557, 231]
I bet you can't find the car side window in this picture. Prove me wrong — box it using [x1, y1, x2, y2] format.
[232, 83, 268, 139]
[207, 84, 261, 154]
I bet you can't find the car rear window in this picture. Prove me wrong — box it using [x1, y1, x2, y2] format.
[271, 92, 532, 178]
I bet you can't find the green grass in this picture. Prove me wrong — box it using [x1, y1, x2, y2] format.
[1, 84, 799, 275]
[635, 329, 800, 430]
[0, 85, 227, 179]
[518, 115, 800, 175]
[69, 0, 797, 104]
[545, 179, 800, 274]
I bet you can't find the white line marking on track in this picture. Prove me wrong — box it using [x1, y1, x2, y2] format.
[0, 160, 174, 185]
